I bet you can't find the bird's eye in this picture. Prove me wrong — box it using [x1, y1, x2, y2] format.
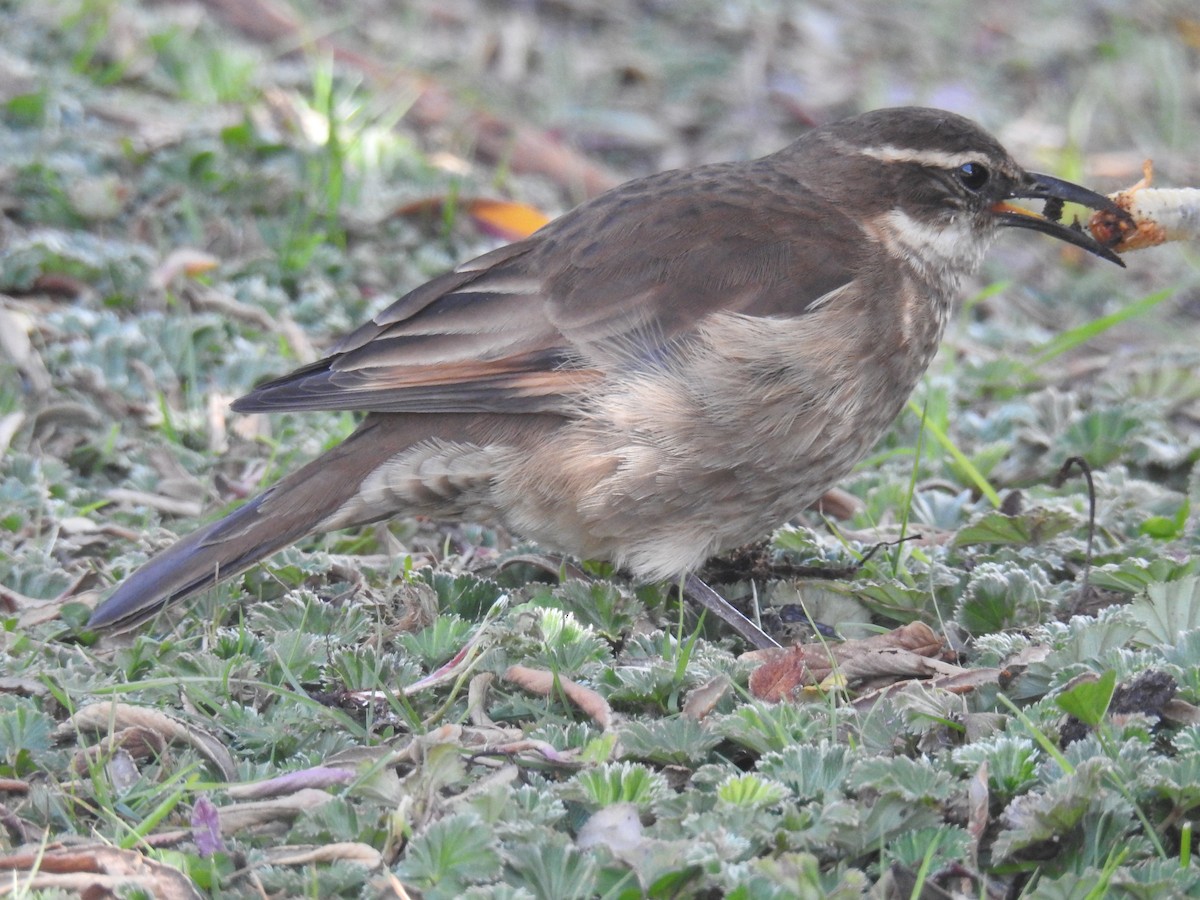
[956, 162, 990, 192]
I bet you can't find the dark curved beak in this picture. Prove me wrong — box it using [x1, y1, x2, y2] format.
[992, 172, 1131, 267]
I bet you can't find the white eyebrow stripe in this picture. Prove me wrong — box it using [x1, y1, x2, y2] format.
[855, 145, 983, 169]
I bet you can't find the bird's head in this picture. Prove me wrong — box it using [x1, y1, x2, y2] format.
[778, 107, 1129, 276]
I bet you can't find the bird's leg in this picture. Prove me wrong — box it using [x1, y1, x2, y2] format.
[683, 574, 781, 650]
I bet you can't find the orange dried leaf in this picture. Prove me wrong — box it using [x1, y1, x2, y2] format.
[748, 646, 812, 702]
[1176, 16, 1200, 50]
[466, 198, 551, 240]
[149, 248, 220, 291]
[393, 196, 552, 241]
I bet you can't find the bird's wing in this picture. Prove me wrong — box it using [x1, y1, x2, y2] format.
[232, 163, 865, 417]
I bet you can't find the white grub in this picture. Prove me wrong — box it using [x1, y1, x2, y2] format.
[1089, 160, 1200, 252]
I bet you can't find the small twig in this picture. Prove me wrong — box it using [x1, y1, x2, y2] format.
[802, 533, 924, 580]
[858, 535, 922, 567]
[1052, 456, 1097, 596]
[684, 574, 780, 650]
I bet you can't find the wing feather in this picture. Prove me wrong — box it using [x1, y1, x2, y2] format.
[232, 160, 866, 418]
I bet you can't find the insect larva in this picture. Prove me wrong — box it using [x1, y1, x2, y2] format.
[1088, 160, 1200, 252]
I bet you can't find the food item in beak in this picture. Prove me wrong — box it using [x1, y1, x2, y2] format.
[1089, 161, 1200, 252]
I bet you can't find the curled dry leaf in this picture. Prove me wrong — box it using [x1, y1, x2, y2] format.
[12, 587, 92, 630]
[682, 674, 731, 721]
[1089, 160, 1200, 252]
[64, 701, 237, 781]
[488, 739, 575, 764]
[148, 248, 220, 291]
[967, 762, 990, 869]
[216, 787, 335, 834]
[468, 672, 497, 727]
[495, 553, 589, 581]
[925, 666, 1006, 694]
[1161, 698, 1200, 727]
[504, 664, 612, 729]
[224, 765, 357, 801]
[259, 841, 382, 869]
[182, 286, 317, 364]
[847, 667, 1004, 716]
[811, 486, 865, 520]
[0, 412, 24, 457]
[0, 307, 52, 397]
[0, 846, 203, 900]
[401, 615, 500, 696]
[104, 488, 205, 518]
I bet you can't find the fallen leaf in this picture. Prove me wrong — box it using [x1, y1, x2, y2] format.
[504, 664, 612, 729]
[216, 787, 335, 833]
[393, 196, 551, 241]
[260, 841, 382, 868]
[148, 248, 220, 291]
[682, 675, 730, 720]
[748, 622, 953, 702]
[0, 846, 202, 899]
[65, 702, 237, 781]
[224, 765, 357, 801]
[967, 762, 989, 868]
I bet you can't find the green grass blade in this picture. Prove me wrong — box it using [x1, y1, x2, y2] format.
[1033, 288, 1175, 366]
[905, 399, 1002, 507]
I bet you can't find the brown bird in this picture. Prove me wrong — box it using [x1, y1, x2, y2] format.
[88, 107, 1128, 646]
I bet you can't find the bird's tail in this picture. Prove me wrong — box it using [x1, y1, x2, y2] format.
[88, 417, 399, 630]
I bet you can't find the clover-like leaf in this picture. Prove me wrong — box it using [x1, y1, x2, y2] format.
[954, 508, 1076, 547]
[1128, 577, 1200, 647]
[1054, 670, 1117, 727]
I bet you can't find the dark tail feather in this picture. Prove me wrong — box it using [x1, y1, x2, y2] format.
[87, 493, 292, 629]
[89, 419, 394, 630]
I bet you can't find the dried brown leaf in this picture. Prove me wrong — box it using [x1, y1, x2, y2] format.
[148, 248, 219, 291]
[504, 664, 612, 729]
[967, 762, 989, 869]
[1160, 698, 1200, 727]
[70, 726, 169, 776]
[749, 622, 953, 701]
[0, 846, 202, 899]
[260, 841, 383, 868]
[682, 675, 731, 721]
[104, 488, 204, 519]
[0, 307, 51, 396]
[224, 766, 357, 801]
[65, 702, 237, 781]
[216, 787, 335, 833]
